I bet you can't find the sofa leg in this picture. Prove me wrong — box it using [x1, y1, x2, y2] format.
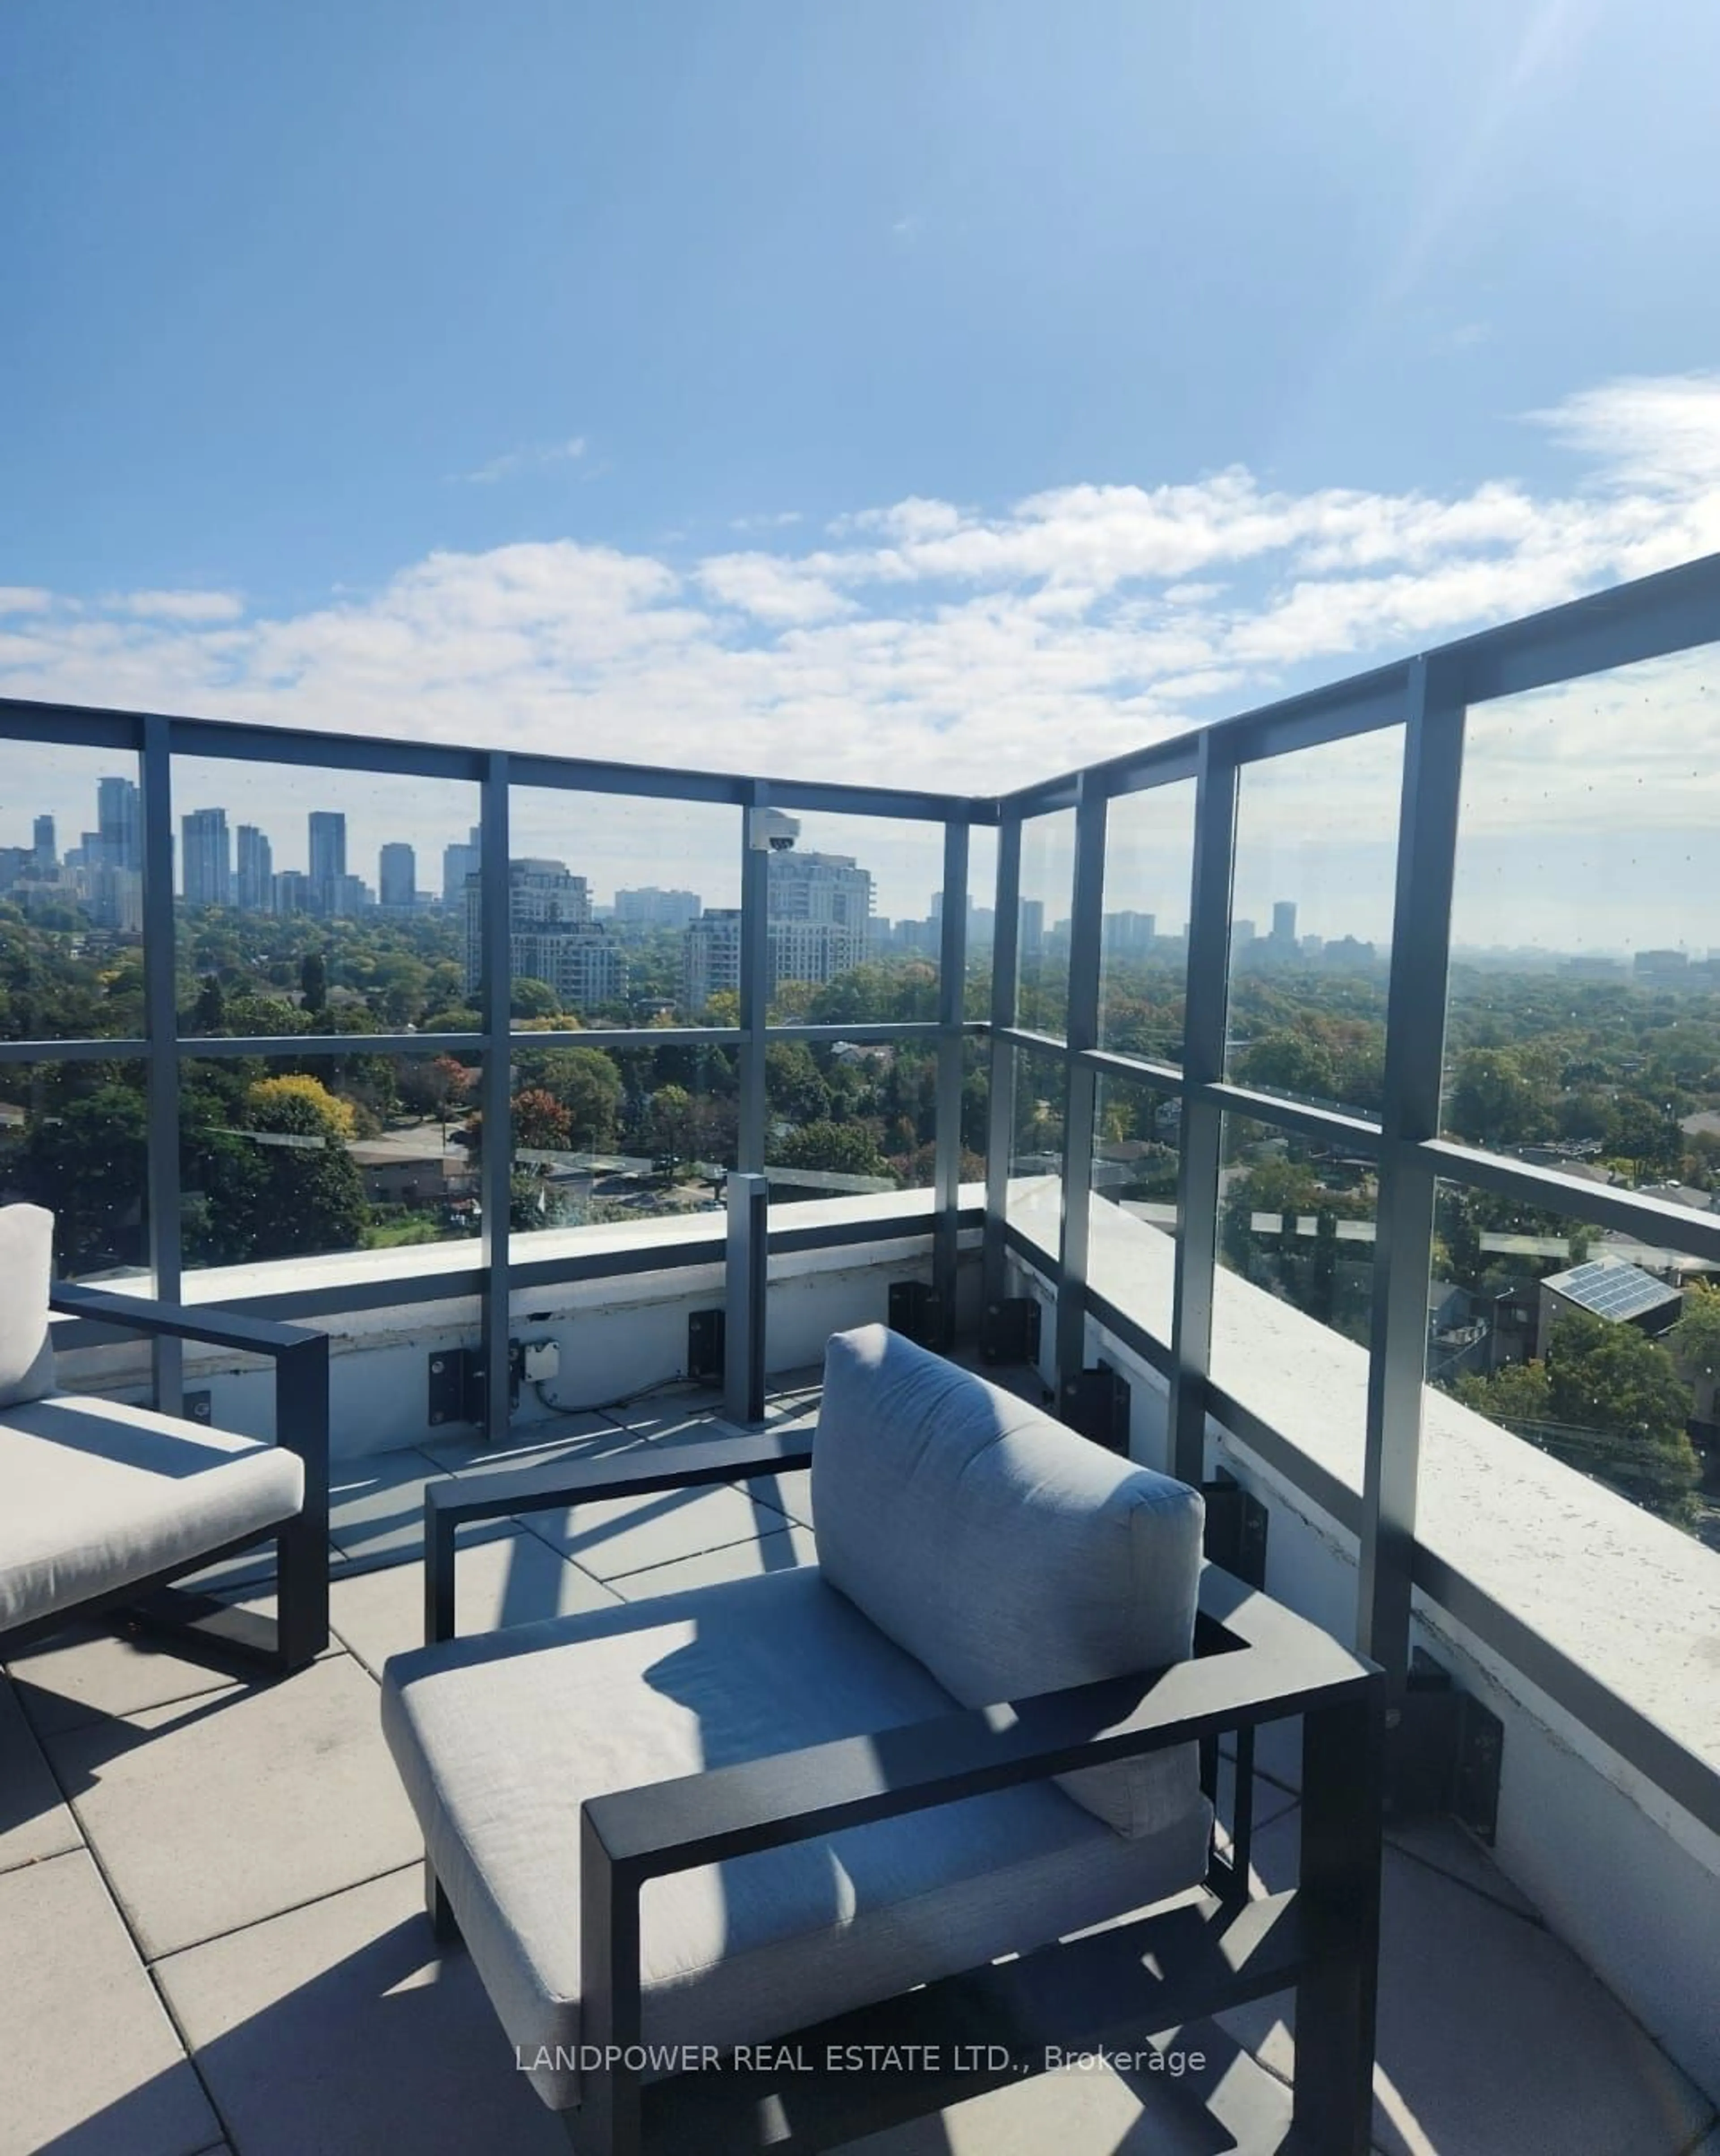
[426, 1859, 462, 1945]
[274, 1514, 329, 1671]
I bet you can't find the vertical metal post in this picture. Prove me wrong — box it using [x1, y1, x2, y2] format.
[983, 814, 1022, 1306]
[1359, 659, 1463, 1687]
[1167, 733, 1238, 1488]
[730, 790, 772, 1411]
[477, 752, 512, 1442]
[1294, 1686, 1385, 2153]
[724, 1170, 769, 1425]
[139, 716, 182, 1411]
[933, 816, 969, 1344]
[1056, 774, 1107, 1409]
[737, 786, 770, 1174]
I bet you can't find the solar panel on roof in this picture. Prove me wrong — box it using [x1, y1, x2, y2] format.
[1547, 1258, 1679, 1322]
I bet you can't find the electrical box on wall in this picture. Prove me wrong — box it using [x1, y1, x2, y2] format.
[522, 1339, 560, 1383]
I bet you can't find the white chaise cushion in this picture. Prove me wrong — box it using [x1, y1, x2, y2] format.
[0, 1394, 304, 1633]
[381, 1565, 1212, 2112]
[812, 1324, 1205, 1838]
[0, 1204, 56, 1409]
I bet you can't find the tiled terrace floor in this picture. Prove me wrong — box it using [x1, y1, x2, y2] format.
[3, 1368, 1716, 2156]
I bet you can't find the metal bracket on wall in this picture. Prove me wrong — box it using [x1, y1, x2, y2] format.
[1200, 1468, 1269, 1588]
[1061, 1363, 1131, 1454]
[887, 1279, 946, 1351]
[979, 1295, 1041, 1367]
[1383, 1648, 1505, 1843]
[427, 1345, 520, 1430]
[688, 1309, 726, 1386]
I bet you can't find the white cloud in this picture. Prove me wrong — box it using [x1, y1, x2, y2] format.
[0, 588, 53, 615]
[4, 374, 1720, 811]
[108, 589, 245, 623]
[456, 436, 589, 485]
[1529, 372, 1720, 493]
[697, 552, 855, 625]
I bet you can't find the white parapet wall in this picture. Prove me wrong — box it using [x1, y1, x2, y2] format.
[1003, 1177, 1720, 2109]
[51, 1190, 984, 1458]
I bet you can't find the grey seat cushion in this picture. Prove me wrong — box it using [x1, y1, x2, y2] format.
[382, 1565, 1211, 2112]
[0, 1204, 57, 1409]
[0, 1393, 305, 1633]
[813, 1325, 1204, 1837]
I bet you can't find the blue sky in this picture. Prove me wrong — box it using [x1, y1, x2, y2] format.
[4, 1, 1720, 936]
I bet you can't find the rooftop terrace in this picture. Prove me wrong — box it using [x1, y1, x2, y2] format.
[4, 548, 1720, 2151]
[5, 1373, 1715, 2156]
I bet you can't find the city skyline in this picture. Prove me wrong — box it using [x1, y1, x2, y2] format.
[9, 750, 1720, 964]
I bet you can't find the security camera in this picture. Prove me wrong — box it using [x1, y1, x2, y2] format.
[748, 808, 801, 853]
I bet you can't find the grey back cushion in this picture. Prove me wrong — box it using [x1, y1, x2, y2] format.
[813, 1324, 1205, 1838]
[0, 1204, 57, 1409]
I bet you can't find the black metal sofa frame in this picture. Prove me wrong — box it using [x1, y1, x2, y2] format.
[0, 1282, 330, 1674]
[424, 1428, 1384, 2156]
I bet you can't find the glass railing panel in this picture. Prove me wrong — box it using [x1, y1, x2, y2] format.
[1097, 779, 1195, 1064]
[0, 742, 146, 1040]
[1443, 648, 1720, 1203]
[1424, 1176, 1715, 1538]
[169, 756, 483, 1038]
[765, 1032, 939, 1209]
[1016, 809, 1074, 1038]
[1210, 1109, 1379, 1451]
[1087, 1071, 1180, 1340]
[1223, 729, 1402, 1119]
[963, 821, 997, 1021]
[510, 785, 740, 1028]
[1005, 1046, 1066, 1258]
[761, 811, 945, 1026]
[0, 1057, 150, 1277]
[179, 1049, 483, 1268]
[507, 1039, 735, 1237]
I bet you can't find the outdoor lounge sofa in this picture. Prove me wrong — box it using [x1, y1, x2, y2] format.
[383, 1321, 1383, 2153]
[0, 1202, 330, 1673]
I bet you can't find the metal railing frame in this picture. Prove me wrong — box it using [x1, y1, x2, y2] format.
[6, 544, 1720, 1833]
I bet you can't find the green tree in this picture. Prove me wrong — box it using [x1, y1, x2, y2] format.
[1604, 1096, 1682, 1179]
[700, 987, 740, 1029]
[1533, 1312, 1700, 1520]
[193, 973, 227, 1032]
[236, 1070, 369, 1257]
[514, 1048, 624, 1150]
[1454, 1358, 1555, 1425]
[300, 948, 329, 1016]
[643, 1083, 695, 1173]
[1236, 1030, 1337, 1102]
[1668, 1280, 1720, 1417]
[776, 1119, 896, 1181]
[1445, 1049, 1540, 1149]
[510, 976, 561, 1021]
[1434, 1186, 1484, 1289]
[765, 1041, 832, 1127]
[17, 1082, 149, 1272]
